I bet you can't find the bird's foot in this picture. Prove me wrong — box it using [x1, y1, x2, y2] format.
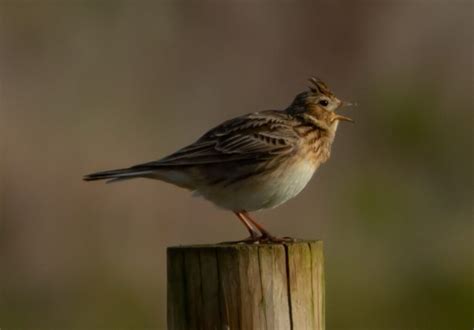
[258, 234, 297, 244]
[219, 235, 298, 245]
[219, 235, 261, 244]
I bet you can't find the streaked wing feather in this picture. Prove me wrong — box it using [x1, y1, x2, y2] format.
[131, 111, 298, 169]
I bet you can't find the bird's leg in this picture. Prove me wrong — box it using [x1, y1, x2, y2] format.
[234, 211, 260, 239]
[241, 212, 295, 243]
[219, 212, 260, 244]
[241, 211, 274, 238]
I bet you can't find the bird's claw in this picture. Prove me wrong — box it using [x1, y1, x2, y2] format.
[219, 235, 298, 245]
[258, 235, 297, 244]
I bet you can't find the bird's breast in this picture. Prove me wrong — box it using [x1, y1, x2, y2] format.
[272, 158, 317, 201]
[195, 156, 318, 212]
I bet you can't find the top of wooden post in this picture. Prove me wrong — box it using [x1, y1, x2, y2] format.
[167, 240, 325, 330]
[167, 239, 322, 250]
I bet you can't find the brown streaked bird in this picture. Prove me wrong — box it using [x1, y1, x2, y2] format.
[84, 77, 354, 243]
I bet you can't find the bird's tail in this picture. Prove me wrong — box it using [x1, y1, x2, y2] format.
[83, 167, 154, 183]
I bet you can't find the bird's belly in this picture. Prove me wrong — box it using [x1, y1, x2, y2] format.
[196, 160, 317, 212]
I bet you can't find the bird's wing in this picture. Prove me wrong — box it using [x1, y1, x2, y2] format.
[131, 111, 299, 169]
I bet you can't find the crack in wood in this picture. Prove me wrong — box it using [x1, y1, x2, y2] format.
[284, 244, 294, 330]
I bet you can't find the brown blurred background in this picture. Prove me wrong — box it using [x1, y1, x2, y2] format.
[0, 0, 472, 329]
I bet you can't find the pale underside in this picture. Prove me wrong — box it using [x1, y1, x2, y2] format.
[190, 157, 318, 211]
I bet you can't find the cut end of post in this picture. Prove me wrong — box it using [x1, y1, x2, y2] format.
[167, 240, 325, 330]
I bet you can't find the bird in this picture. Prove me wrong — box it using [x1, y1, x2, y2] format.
[84, 77, 354, 243]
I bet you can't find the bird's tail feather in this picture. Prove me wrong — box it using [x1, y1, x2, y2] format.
[83, 168, 154, 183]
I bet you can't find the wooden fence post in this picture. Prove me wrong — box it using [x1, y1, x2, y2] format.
[167, 241, 325, 330]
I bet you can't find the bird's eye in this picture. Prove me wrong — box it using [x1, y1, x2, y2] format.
[319, 100, 329, 106]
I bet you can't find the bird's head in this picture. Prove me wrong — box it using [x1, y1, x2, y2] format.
[287, 77, 355, 129]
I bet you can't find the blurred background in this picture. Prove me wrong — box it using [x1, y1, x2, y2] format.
[1, 0, 472, 328]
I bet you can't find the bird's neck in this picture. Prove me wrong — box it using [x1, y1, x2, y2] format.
[294, 119, 337, 165]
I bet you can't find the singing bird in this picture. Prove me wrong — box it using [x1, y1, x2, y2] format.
[84, 78, 354, 243]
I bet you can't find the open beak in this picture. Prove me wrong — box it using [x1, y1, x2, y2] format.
[333, 100, 356, 123]
[332, 114, 354, 123]
[340, 100, 357, 108]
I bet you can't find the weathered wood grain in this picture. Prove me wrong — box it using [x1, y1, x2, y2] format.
[167, 241, 325, 330]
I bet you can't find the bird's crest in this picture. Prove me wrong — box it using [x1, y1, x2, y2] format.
[308, 77, 333, 97]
